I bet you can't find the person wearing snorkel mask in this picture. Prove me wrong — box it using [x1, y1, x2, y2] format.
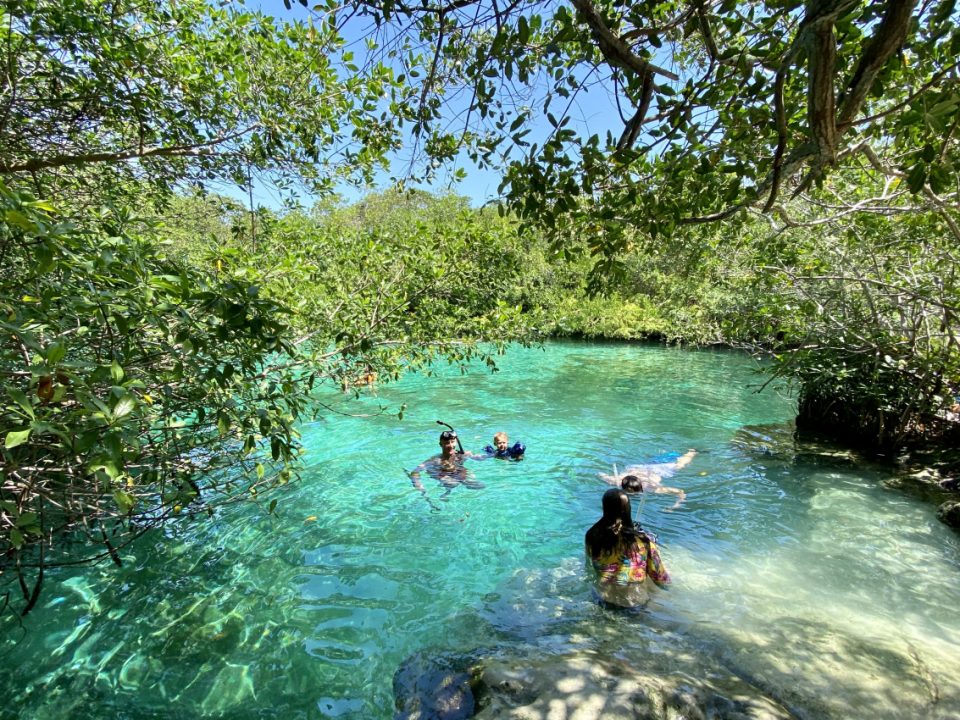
[599, 449, 696, 510]
[409, 429, 484, 492]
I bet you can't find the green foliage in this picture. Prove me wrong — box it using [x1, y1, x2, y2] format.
[156, 193, 247, 262]
[156, 187, 767, 350]
[159, 189, 541, 391]
[157, 187, 744, 353]
[0, 182, 308, 612]
[351, 0, 958, 266]
[0, 0, 411, 198]
[726, 171, 960, 449]
[548, 296, 669, 340]
[0, 0, 422, 612]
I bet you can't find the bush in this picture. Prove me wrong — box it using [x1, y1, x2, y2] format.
[1, 183, 305, 614]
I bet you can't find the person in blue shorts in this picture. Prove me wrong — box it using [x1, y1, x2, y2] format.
[599, 449, 696, 510]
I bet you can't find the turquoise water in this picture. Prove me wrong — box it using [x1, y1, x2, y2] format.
[2, 341, 959, 719]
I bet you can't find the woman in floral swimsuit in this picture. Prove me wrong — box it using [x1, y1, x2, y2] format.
[585, 488, 670, 608]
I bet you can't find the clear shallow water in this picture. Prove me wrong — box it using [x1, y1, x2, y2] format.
[2, 341, 959, 719]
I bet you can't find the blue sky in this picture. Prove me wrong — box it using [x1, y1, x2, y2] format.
[222, 0, 638, 210]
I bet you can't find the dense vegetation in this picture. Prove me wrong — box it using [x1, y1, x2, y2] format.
[158, 180, 960, 456]
[2, 0, 958, 615]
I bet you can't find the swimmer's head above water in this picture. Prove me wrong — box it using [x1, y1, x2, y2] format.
[439, 430, 459, 455]
[620, 475, 643, 494]
[601, 488, 633, 526]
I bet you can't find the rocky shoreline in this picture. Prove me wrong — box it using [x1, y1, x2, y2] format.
[730, 421, 960, 530]
[394, 649, 796, 720]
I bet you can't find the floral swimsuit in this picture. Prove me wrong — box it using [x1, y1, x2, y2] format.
[589, 535, 671, 589]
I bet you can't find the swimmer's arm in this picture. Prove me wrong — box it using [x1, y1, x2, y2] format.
[407, 463, 428, 490]
[653, 485, 686, 509]
[584, 546, 598, 579]
[597, 472, 621, 486]
[644, 539, 671, 587]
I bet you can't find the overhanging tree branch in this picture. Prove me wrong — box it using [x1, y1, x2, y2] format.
[569, 0, 679, 83]
[0, 126, 259, 174]
[616, 70, 653, 151]
[838, 0, 919, 129]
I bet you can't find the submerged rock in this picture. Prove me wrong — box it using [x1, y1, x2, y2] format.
[937, 500, 960, 529]
[939, 477, 960, 491]
[393, 650, 482, 720]
[731, 421, 859, 466]
[395, 648, 793, 720]
[473, 650, 793, 720]
[730, 422, 798, 459]
[733, 422, 960, 529]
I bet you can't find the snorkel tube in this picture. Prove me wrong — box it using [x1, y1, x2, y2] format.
[618, 467, 648, 528]
[436, 420, 465, 454]
[634, 488, 647, 527]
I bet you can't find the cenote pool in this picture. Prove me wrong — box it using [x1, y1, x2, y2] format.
[2, 341, 959, 719]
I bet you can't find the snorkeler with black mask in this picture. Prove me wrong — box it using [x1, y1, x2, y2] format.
[408, 423, 485, 495]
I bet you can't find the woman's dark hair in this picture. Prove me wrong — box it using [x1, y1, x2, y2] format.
[620, 475, 643, 493]
[585, 488, 639, 557]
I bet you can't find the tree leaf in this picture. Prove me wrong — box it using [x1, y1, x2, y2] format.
[16, 512, 38, 527]
[5, 429, 31, 449]
[113, 490, 135, 514]
[113, 396, 136, 419]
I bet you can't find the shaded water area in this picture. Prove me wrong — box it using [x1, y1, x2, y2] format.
[2, 341, 959, 719]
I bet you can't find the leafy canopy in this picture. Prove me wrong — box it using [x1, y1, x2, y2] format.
[0, 182, 306, 613]
[0, 0, 497, 615]
[0, 0, 413, 198]
[342, 0, 959, 253]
